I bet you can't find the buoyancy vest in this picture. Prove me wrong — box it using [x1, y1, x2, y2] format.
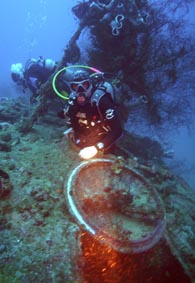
[90, 81, 116, 120]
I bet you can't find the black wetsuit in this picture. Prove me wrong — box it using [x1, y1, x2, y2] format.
[65, 91, 123, 151]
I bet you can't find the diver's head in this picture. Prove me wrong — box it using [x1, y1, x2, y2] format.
[11, 63, 24, 83]
[70, 70, 93, 104]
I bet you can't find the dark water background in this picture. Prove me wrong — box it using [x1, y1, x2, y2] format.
[0, 0, 194, 189]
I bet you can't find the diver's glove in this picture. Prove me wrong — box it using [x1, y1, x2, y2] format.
[79, 146, 98, 160]
[64, 127, 75, 141]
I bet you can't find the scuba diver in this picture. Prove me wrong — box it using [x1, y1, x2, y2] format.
[10, 57, 59, 132]
[58, 69, 123, 160]
[11, 56, 57, 101]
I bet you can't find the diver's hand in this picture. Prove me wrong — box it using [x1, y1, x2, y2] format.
[79, 146, 98, 160]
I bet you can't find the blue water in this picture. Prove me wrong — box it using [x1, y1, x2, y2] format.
[0, 0, 77, 96]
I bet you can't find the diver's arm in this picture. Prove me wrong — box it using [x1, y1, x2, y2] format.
[95, 95, 123, 151]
